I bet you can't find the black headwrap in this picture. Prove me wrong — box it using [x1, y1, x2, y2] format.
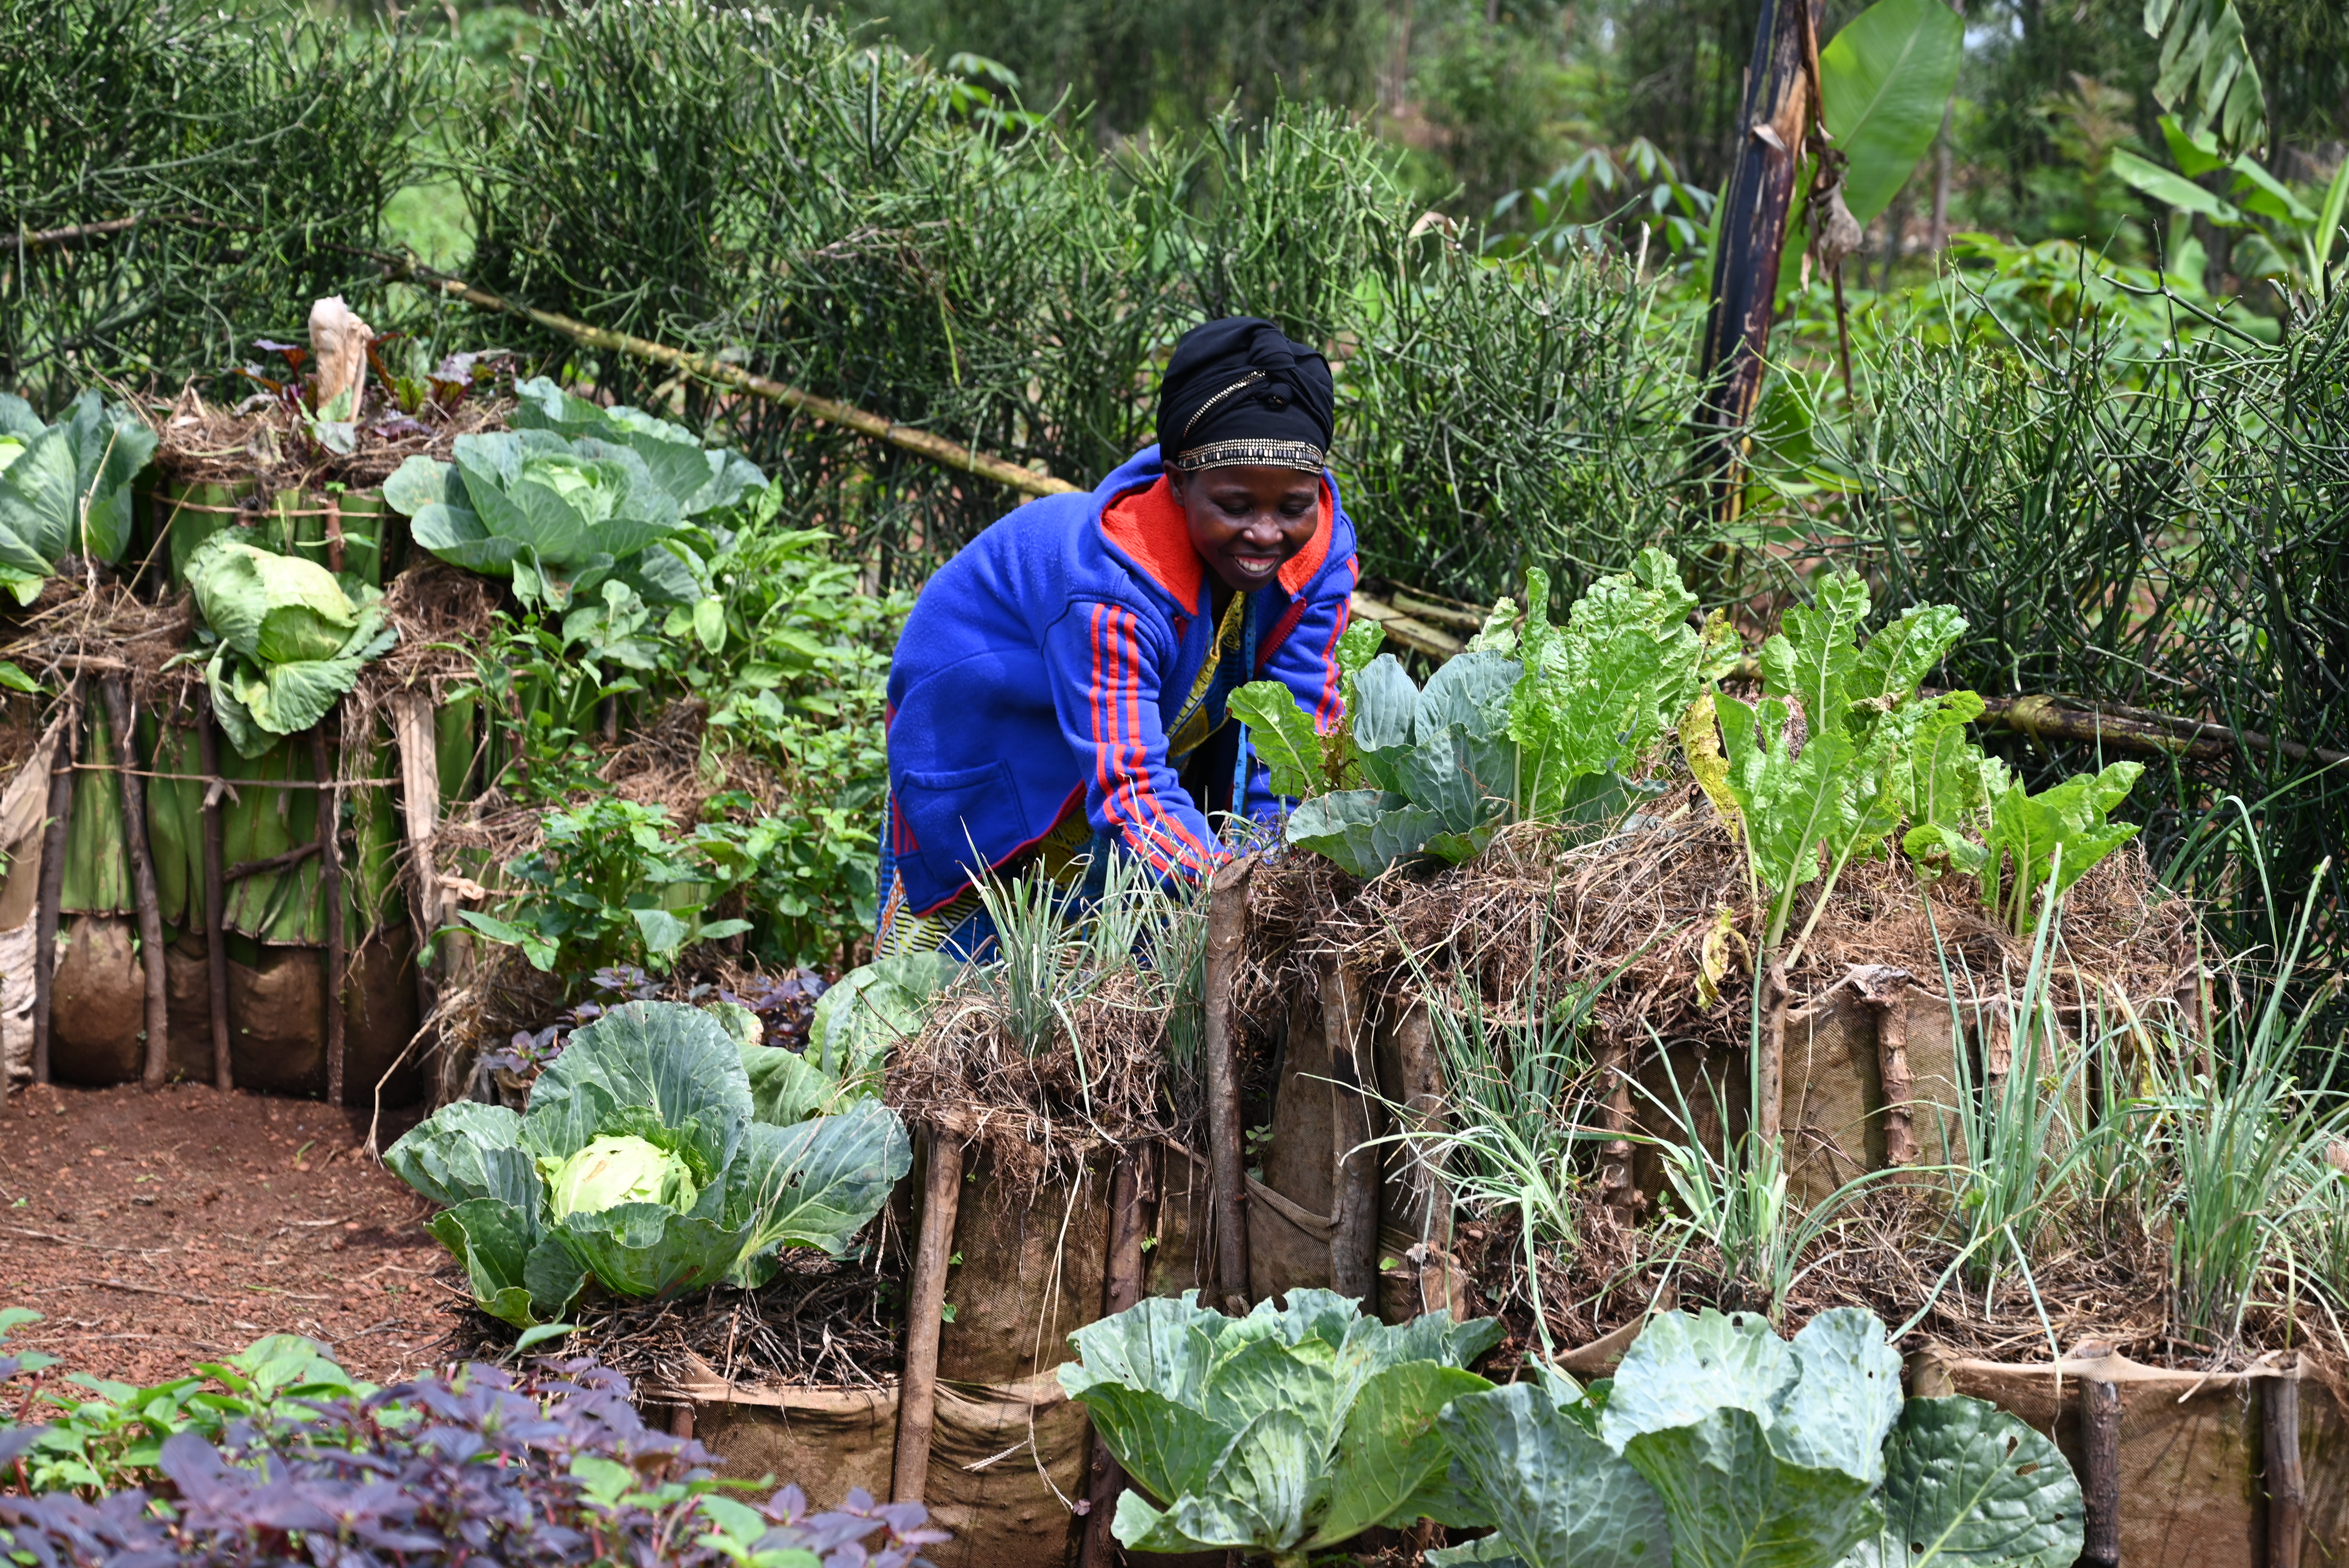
[1156, 317, 1334, 475]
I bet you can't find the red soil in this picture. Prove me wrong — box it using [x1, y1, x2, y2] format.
[0, 1079, 454, 1387]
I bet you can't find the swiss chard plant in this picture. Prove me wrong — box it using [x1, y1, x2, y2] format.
[385, 1001, 911, 1327]
[382, 379, 761, 613]
[1904, 759, 2146, 937]
[1436, 1307, 2084, 1568]
[1057, 1290, 1502, 1566]
[0, 390, 158, 604]
[1249, 551, 1712, 878]
[179, 533, 399, 757]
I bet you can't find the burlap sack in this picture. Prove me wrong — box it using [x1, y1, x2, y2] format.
[1912, 1345, 2345, 1564]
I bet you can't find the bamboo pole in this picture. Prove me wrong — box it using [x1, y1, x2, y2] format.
[1203, 855, 1256, 1315]
[893, 1128, 964, 1505]
[2080, 1376, 2121, 1568]
[310, 723, 347, 1109]
[1324, 955, 1380, 1304]
[388, 263, 1078, 501]
[196, 694, 232, 1092]
[1078, 1144, 1157, 1568]
[100, 679, 170, 1090]
[2266, 1356, 2304, 1568]
[30, 686, 80, 1084]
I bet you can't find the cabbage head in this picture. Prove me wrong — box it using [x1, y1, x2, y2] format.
[381, 383, 763, 613]
[385, 1001, 911, 1328]
[182, 533, 397, 758]
[546, 1134, 699, 1219]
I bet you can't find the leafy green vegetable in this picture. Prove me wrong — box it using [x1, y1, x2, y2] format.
[1702, 573, 1968, 952]
[385, 1001, 911, 1324]
[1980, 762, 2144, 935]
[180, 533, 397, 758]
[1271, 553, 1704, 878]
[386, 394, 761, 613]
[1056, 1290, 1502, 1563]
[1442, 1308, 2082, 1568]
[0, 391, 159, 604]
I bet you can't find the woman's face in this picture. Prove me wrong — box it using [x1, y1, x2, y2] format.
[1170, 464, 1320, 595]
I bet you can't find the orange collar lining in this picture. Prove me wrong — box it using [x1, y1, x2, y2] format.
[1099, 475, 1333, 609]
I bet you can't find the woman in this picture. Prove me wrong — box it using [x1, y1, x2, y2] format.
[877, 317, 1358, 957]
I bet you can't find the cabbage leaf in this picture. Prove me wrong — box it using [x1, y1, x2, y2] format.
[182, 533, 397, 758]
[0, 391, 159, 604]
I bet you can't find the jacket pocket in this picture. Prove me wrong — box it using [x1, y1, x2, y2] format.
[896, 761, 1027, 864]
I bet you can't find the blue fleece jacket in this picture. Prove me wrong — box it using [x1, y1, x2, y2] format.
[884, 445, 1358, 914]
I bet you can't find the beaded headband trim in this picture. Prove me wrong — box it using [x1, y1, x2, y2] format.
[1169, 438, 1326, 474]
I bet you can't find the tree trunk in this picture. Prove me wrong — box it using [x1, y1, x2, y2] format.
[2267, 1357, 2304, 1568]
[1693, 0, 1821, 514]
[1078, 1145, 1158, 1568]
[893, 1129, 964, 1505]
[1324, 955, 1381, 1304]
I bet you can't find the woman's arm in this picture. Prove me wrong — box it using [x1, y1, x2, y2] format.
[1044, 599, 1228, 880]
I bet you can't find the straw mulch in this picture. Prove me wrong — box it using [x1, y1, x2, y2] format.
[433, 1242, 904, 1392]
[886, 964, 1195, 1193]
[2, 577, 204, 713]
[144, 383, 513, 495]
[1237, 786, 2197, 1056]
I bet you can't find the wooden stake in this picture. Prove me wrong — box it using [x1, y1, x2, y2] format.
[196, 694, 233, 1092]
[892, 1128, 964, 1505]
[390, 691, 443, 1022]
[1858, 967, 1914, 1167]
[101, 679, 170, 1090]
[30, 687, 80, 1084]
[1758, 957, 1790, 1143]
[1324, 955, 1380, 1305]
[1392, 1002, 1454, 1242]
[1597, 1032, 1639, 1210]
[310, 722, 347, 1109]
[1079, 1144, 1157, 1568]
[1203, 855, 1256, 1314]
[2080, 1376, 2121, 1568]
[2266, 1356, 2303, 1568]
[668, 1401, 696, 1442]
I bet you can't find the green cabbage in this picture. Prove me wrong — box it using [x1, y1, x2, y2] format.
[385, 1001, 911, 1327]
[180, 533, 397, 758]
[545, 1133, 699, 1219]
[1435, 1308, 2086, 1568]
[381, 380, 765, 613]
[1058, 1290, 1503, 1561]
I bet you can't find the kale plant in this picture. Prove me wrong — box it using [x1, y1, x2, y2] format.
[385, 1001, 910, 1327]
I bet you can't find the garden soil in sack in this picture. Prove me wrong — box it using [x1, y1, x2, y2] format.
[1912, 1344, 2346, 1564]
[50, 914, 145, 1085]
[223, 927, 420, 1099]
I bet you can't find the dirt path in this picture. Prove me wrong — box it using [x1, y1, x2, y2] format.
[0, 1080, 457, 1386]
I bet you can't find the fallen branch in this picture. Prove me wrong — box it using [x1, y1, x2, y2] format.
[382, 260, 1078, 501]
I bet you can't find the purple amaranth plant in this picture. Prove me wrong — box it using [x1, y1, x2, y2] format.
[0, 1356, 944, 1568]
